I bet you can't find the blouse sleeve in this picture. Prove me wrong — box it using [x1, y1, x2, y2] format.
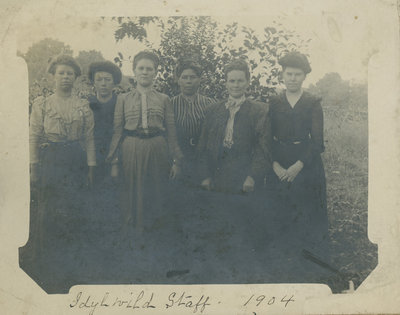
[82, 102, 96, 166]
[164, 96, 183, 163]
[107, 94, 125, 163]
[299, 100, 325, 166]
[250, 102, 272, 181]
[29, 97, 45, 164]
[196, 105, 215, 180]
[267, 98, 281, 164]
[204, 97, 216, 113]
[164, 97, 183, 162]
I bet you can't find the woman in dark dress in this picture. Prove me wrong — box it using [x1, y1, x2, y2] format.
[267, 52, 329, 262]
[88, 61, 122, 183]
[87, 61, 122, 243]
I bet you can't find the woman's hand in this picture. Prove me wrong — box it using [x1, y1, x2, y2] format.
[243, 175, 255, 192]
[273, 161, 287, 181]
[170, 164, 180, 180]
[201, 177, 212, 190]
[87, 166, 95, 188]
[286, 160, 304, 182]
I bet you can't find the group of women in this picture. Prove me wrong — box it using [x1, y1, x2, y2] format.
[27, 50, 329, 269]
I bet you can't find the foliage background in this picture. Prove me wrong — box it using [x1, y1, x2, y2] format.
[112, 16, 310, 101]
[20, 16, 376, 289]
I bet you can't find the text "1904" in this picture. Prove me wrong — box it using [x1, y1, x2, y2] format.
[243, 294, 295, 309]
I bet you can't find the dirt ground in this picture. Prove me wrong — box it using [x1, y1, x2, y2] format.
[19, 181, 376, 294]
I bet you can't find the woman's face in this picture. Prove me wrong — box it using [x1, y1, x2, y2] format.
[94, 71, 115, 98]
[54, 64, 76, 91]
[178, 68, 201, 97]
[282, 67, 306, 93]
[225, 70, 249, 99]
[133, 58, 157, 88]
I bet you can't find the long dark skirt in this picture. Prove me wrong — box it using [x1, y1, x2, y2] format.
[265, 153, 330, 262]
[90, 162, 121, 235]
[30, 141, 88, 256]
[120, 135, 170, 235]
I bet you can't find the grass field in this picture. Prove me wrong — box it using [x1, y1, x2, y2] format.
[323, 106, 377, 288]
[23, 83, 376, 293]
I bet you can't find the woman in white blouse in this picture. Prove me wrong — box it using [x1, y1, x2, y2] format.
[28, 54, 96, 257]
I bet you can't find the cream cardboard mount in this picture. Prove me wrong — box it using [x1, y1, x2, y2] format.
[0, 0, 399, 314]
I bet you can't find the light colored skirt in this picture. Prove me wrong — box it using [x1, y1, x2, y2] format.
[120, 135, 170, 232]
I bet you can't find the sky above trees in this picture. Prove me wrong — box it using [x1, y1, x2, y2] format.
[16, 15, 370, 86]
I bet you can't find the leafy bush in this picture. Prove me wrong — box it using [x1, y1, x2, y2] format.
[112, 16, 310, 101]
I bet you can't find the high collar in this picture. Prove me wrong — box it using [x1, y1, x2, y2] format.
[136, 86, 153, 95]
[180, 93, 199, 104]
[225, 95, 246, 109]
[89, 93, 117, 110]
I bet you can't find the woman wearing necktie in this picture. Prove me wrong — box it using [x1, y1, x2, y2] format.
[107, 51, 182, 241]
[196, 59, 272, 272]
[198, 59, 271, 194]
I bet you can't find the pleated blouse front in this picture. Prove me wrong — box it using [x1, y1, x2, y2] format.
[29, 94, 96, 166]
[107, 89, 182, 163]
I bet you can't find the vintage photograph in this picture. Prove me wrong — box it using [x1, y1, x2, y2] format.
[16, 15, 377, 295]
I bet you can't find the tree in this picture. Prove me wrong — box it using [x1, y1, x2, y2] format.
[19, 38, 73, 107]
[308, 73, 367, 122]
[75, 50, 106, 76]
[18, 38, 73, 86]
[112, 16, 310, 101]
[308, 73, 350, 108]
[20, 41, 111, 106]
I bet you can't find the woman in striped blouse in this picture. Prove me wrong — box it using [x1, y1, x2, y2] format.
[171, 59, 215, 186]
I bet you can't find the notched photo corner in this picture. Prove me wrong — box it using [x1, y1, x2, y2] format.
[17, 15, 377, 295]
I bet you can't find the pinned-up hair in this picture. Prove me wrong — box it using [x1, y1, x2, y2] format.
[175, 58, 202, 78]
[132, 50, 160, 71]
[47, 54, 81, 77]
[224, 59, 250, 80]
[278, 51, 312, 74]
[88, 61, 122, 84]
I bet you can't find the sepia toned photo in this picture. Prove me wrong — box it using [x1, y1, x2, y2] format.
[17, 15, 376, 294]
[0, 0, 399, 314]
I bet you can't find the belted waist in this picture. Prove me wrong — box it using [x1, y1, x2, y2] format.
[273, 136, 309, 145]
[123, 128, 165, 139]
[181, 137, 198, 147]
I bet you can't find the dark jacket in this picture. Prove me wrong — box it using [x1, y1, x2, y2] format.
[197, 98, 272, 193]
[89, 93, 118, 179]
